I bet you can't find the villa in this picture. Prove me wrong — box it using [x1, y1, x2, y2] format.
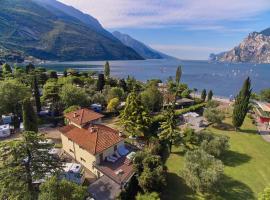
[59, 108, 136, 188]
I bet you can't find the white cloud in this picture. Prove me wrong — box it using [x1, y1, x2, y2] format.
[58, 0, 270, 29]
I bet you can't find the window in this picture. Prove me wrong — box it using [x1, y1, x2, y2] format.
[114, 145, 117, 151]
[69, 149, 74, 153]
[80, 157, 86, 162]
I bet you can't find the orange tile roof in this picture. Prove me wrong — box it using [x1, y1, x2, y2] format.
[59, 124, 124, 155]
[65, 108, 104, 126]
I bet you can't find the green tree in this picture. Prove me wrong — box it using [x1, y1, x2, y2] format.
[32, 75, 42, 112]
[63, 69, 68, 77]
[207, 90, 213, 101]
[38, 176, 88, 200]
[203, 108, 225, 125]
[175, 66, 182, 84]
[200, 135, 229, 158]
[159, 106, 182, 152]
[134, 152, 166, 193]
[201, 89, 207, 102]
[136, 192, 160, 200]
[41, 80, 62, 116]
[181, 88, 191, 98]
[258, 187, 270, 200]
[107, 87, 124, 101]
[107, 97, 120, 112]
[0, 80, 30, 127]
[260, 88, 270, 102]
[25, 63, 35, 74]
[64, 105, 81, 114]
[22, 98, 38, 132]
[97, 74, 105, 91]
[92, 92, 106, 106]
[104, 61, 110, 79]
[48, 70, 58, 79]
[0, 131, 61, 200]
[60, 84, 89, 108]
[141, 85, 163, 112]
[181, 149, 224, 193]
[120, 92, 151, 137]
[2, 63, 12, 74]
[232, 77, 252, 129]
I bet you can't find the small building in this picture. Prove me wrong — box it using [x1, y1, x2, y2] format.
[255, 102, 270, 128]
[59, 108, 135, 193]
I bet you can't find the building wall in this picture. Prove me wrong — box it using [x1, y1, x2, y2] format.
[61, 134, 99, 175]
[61, 133, 124, 176]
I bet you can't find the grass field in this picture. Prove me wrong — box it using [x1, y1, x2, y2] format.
[163, 115, 270, 200]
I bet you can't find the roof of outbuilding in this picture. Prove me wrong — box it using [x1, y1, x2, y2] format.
[65, 108, 104, 126]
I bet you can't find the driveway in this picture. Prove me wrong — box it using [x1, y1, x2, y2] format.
[88, 176, 121, 200]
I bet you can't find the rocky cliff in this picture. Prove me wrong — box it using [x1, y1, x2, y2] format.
[210, 29, 270, 63]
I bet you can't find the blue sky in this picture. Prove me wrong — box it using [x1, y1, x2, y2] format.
[59, 0, 270, 60]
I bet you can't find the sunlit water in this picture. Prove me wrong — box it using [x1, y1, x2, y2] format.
[42, 59, 270, 97]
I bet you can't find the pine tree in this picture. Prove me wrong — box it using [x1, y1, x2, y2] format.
[232, 77, 252, 130]
[201, 89, 207, 102]
[120, 91, 151, 137]
[175, 66, 182, 84]
[159, 106, 181, 152]
[207, 90, 213, 101]
[104, 61, 110, 79]
[22, 98, 38, 132]
[32, 76, 41, 112]
[0, 131, 62, 200]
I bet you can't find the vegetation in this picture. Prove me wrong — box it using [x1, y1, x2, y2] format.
[207, 90, 213, 101]
[232, 77, 252, 129]
[120, 91, 151, 137]
[136, 192, 160, 200]
[203, 107, 225, 125]
[22, 98, 38, 132]
[260, 88, 270, 102]
[104, 61, 110, 79]
[258, 187, 270, 200]
[0, 131, 61, 199]
[159, 106, 181, 152]
[39, 176, 88, 200]
[201, 89, 207, 101]
[181, 149, 224, 193]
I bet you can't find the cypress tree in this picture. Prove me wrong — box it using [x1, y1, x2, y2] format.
[63, 69, 68, 77]
[175, 66, 182, 84]
[201, 89, 207, 101]
[207, 90, 213, 101]
[104, 61, 110, 79]
[22, 98, 38, 132]
[25, 63, 35, 74]
[32, 76, 41, 112]
[232, 77, 252, 130]
[97, 74, 105, 91]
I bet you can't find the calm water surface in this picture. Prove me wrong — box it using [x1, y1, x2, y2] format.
[43, 59, 270, 97]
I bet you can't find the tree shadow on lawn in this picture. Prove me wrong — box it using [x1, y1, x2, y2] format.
[162, 172, 195, 200]
[221, 150, 251, 167]
[212, 175, 255, 200]
[213, 123, 235, 131]
[239, 129, 258, 135]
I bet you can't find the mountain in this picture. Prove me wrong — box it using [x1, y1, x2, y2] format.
[112, 31, 174, 59]
[0, 0, 143, 62]
[34, 0, 118, 41]
[210, 28, 270, 63]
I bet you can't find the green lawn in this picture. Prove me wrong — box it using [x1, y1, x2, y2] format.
[163, 116, 270, 200]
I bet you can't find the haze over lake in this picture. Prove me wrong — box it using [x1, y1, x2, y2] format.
[43, 59, 270, 97]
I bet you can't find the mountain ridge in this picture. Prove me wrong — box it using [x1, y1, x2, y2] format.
[210, 27, 270, 63]
[0, 0, 143, 62]
[112, 31, 175, 60]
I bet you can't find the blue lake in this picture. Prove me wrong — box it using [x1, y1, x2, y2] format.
[43, 59, 270, 97]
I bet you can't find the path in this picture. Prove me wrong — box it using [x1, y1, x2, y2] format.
[256, 117, 270, 142]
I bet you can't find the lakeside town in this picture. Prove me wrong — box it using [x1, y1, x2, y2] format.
[0, 61, 270, 200]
